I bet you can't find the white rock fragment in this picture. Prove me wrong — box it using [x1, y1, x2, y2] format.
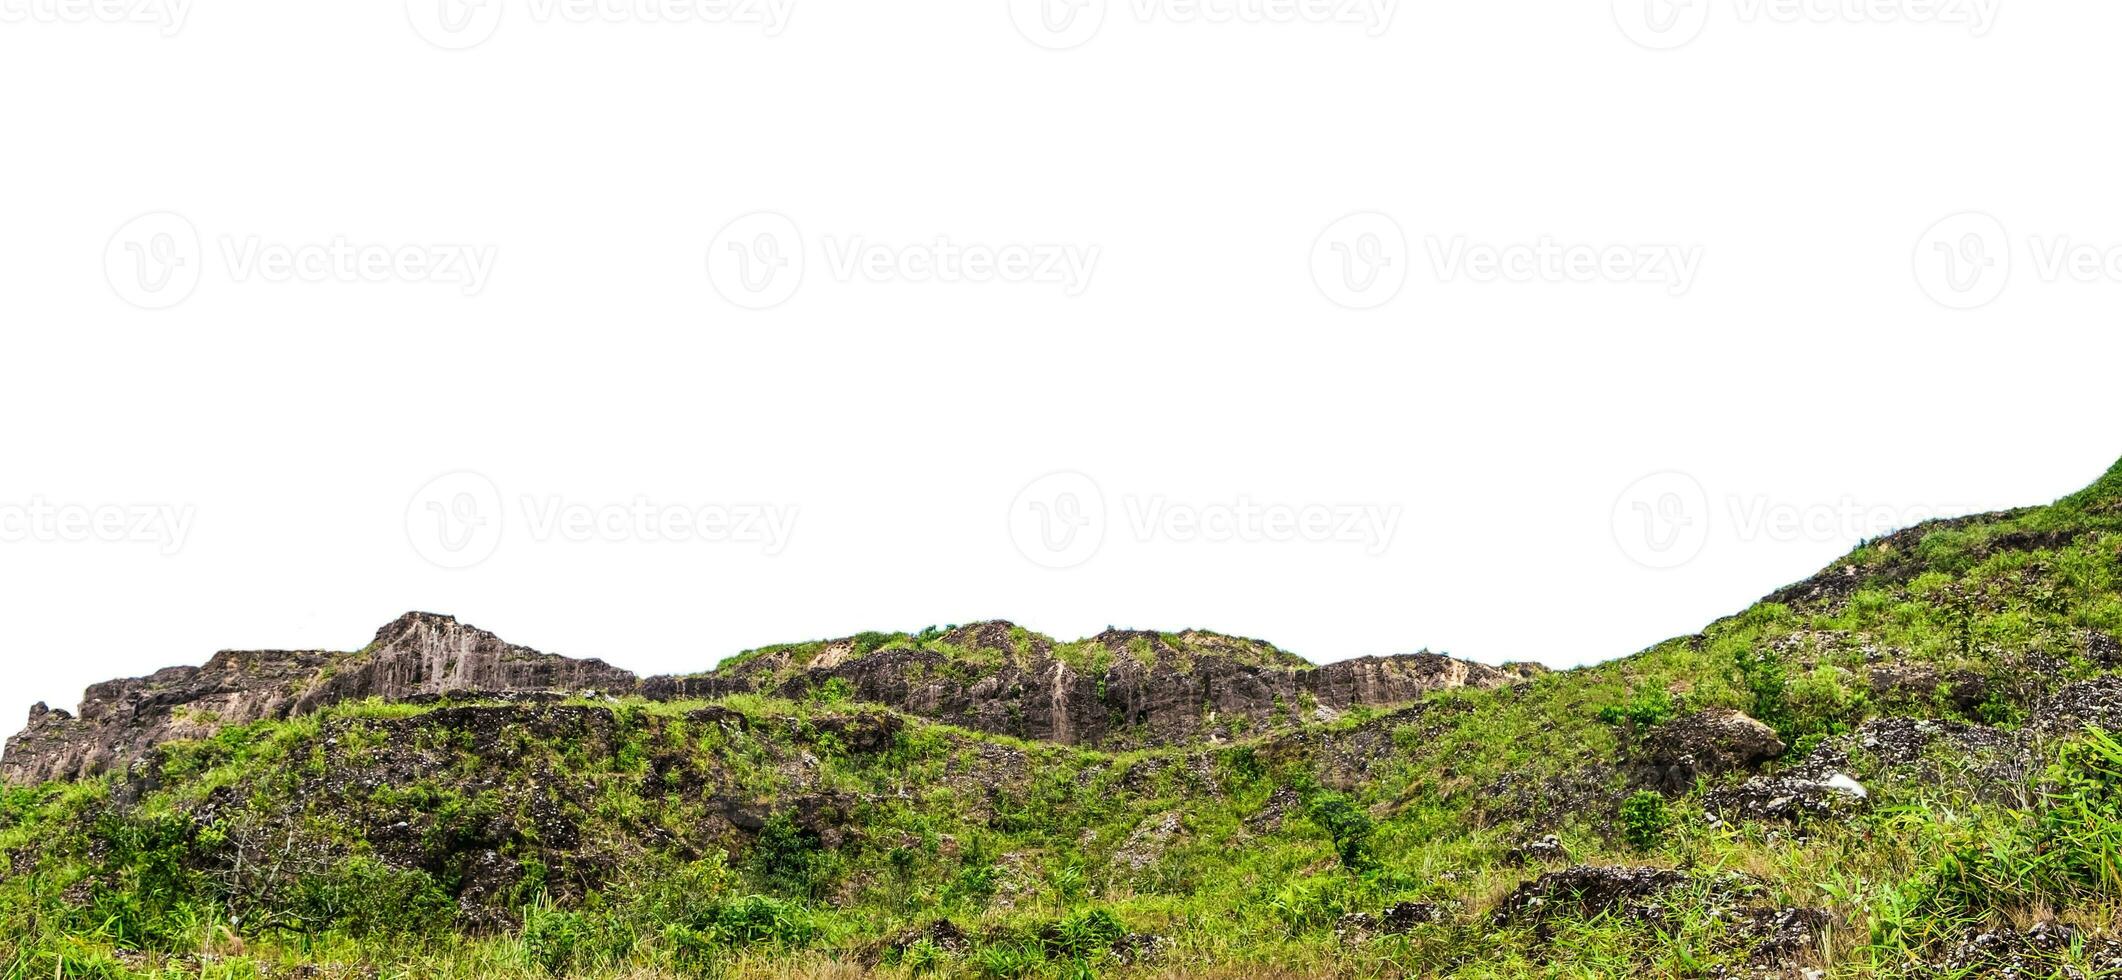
[1822, 773, 1868, 799]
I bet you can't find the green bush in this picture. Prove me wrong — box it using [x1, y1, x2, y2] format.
[1306, 793, 1376, 872]
[292, 856, 456, 939]
[1783, 665, 1868, 741]
[660, 894, 816, 974]
[84, 811, 217, 949]
[1733, 646, 1789, 732]
[752, 812, 832, 897]
[892, 937, 946, 974]
[2033, 726, 2122, 897]
[1620, 791, 1672, 851]
[1595, 688, 1676, 729]
[1044, 907, 1125, 962]
[521, 897, 597, 974]
[814, 677, 857, 704]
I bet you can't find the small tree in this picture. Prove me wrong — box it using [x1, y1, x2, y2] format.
[1307, 793, 1376, 872]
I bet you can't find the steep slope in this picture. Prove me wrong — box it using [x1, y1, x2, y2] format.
[6, 455, 2122, 980]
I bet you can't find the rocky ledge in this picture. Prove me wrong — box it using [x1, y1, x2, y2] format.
[2, 613, 637, 785]
[4, 615, 1530, 785]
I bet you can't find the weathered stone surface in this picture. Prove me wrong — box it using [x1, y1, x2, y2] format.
[1637, 708, 1787, 792]
[1508, 835, 1569, 865]
[2, 613, 637, 785]
[1495, 866, 1693, 924]
[1937, 920, 2122, 979]
[745, 648, 1527, 749]
[301, 612, 637, 710]
[2035, 675, 2122, 736]
[3, 648, 335, 784]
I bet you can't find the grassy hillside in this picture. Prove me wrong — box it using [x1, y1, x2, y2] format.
[6, 459, 2122, 979]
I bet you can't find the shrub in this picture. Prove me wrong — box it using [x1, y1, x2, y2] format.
[849, 632, 903, 656]
[521, 897, 597, 974]
[1733, 646, 1790, 732]
[1307, 793, 1376, 872]
[291, 856, 456, 939]
[814, 677, 857, 704]
[1620, 791, 1672, 851]
[894, 937, 945, 974]
[1596, 688, 1676, 729]
[752, 812, 831, 897]
[2033, 725, 2122, 897]
[85, 811, 213, 949]
[1044, 907, 1125, 962]
[660, 894, 817, 974]
[709, 894, 817, 946]
[1783, 666, 1868, 741]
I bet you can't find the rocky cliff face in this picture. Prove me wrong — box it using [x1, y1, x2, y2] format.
[637, 622, 1538, 748]
[4, 614, 1526, 784]
[747, 645, 1535, 748]
[1, 613, 637, 785]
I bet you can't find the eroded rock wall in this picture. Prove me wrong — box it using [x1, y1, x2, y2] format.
[2, 613, 637, 785]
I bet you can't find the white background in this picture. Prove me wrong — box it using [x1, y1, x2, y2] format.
[3, 0, 2118, 724]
